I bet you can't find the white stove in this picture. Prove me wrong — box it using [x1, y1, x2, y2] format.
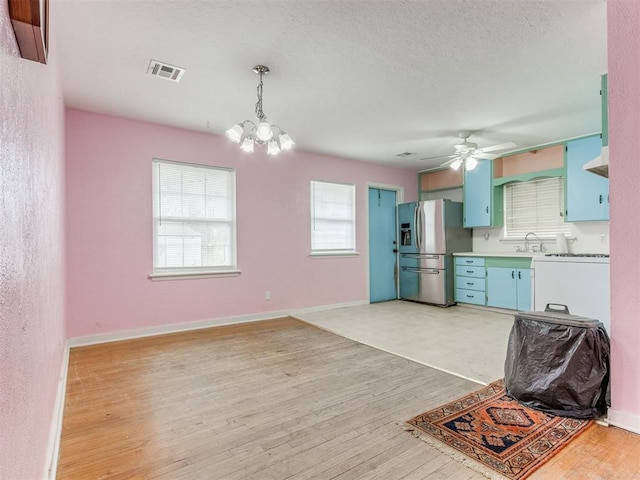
[537, 253, 610, 264]
[533, 254, 610, 332]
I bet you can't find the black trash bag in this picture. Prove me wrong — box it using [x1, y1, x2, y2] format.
[504, 308, 610, 419]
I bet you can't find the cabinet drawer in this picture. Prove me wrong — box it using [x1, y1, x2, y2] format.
[455, 256, 485, 267]
[456, 276, 486, 292]
[456, 288, 486, 305]
[456, 265, 485, 278]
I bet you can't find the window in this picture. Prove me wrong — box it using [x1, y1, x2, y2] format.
[504, 177, 572, 238]
[152, 159, 236, 276]
[310, 181, 356, 254]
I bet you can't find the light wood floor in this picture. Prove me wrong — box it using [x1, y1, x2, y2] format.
[57, 317, 640, 479]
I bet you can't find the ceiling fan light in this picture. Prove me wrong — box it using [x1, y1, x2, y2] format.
[279, 132, 294, 150]
[255, 121, 273, 141]
[267, 138, 281, 155]
[465, 157, 478, 170]
[450, 159, 463, 171]
[225, 124, 243, 143]
[240, 136, 255, 153]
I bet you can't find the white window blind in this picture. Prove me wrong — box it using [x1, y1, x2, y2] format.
[152, 160, 236, 273]
[310, 181, 356, 253]
[504, 177, 572, 238]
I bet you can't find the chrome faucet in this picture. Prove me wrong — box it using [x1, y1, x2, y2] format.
[524, 232, 543, 253]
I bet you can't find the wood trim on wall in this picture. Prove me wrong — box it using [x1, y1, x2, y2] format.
[420, 168, 463, 191]
[8, 0, 48, 64]
[494, 144, 564, 178]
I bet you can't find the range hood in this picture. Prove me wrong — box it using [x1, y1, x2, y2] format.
[583, 145, 609, 178]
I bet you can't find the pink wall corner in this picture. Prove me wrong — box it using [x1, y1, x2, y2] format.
[0, 4, 66, 479]
[65, 109, 418, 338]
[608, 0, 640, 424]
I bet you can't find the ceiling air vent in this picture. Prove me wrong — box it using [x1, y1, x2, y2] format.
[147, 59, 185, 83]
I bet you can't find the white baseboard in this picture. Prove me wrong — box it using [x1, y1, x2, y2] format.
[46, 344, 69, 480]
[67, 300, 369, 348]
[607, 408, 640, 435]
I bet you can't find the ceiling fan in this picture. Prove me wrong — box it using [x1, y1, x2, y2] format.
[438, 132, 516, 171]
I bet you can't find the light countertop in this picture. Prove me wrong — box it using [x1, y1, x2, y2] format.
[453, 251, 548, 258]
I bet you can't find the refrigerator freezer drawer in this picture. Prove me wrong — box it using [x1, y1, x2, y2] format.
[400, 267, 449, 306]
[399, 253, 446, 269]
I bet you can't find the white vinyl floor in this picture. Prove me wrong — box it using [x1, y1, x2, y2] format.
[294, 300, 516, 385]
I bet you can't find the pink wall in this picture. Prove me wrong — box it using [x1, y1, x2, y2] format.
[608, 1, 640, 428]
[0, 4, 66, 479]
[65, 109, 417, 338]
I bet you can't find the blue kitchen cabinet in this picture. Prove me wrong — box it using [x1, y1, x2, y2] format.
[565, 135, 609, 222]
[486, 267, 531, 311]
[455, 256, 486, 306]
[515, 269, 531, 311]
[463, 159, 492, 227]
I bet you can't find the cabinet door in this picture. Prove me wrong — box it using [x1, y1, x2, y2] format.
[516, 269, 531, 311]
[486, 267, 517, 309]
[566, 136, 609, 221]
[463, 159, 491, 227]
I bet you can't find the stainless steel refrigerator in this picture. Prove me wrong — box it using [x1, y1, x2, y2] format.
[398, 199, 471, 306]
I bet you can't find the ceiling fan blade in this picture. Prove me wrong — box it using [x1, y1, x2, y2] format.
[439, 156, 461, 167]
[473, 152, 499, 160]
[476, 141, 517, 153]
[420, 153, 456, 161]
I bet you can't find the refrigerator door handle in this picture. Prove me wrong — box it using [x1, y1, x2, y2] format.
[414, 204, 421, 251]
[401, 267, 440, 274]
[401, 253, 439, 259]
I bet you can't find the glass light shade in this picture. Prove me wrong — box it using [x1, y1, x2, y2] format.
[279, 132, 294, 150]
[225, 124, 243, 143]
[465, 157, 478, 170]
[450, 158, 463, 171]
[255, 121, 273, 141]
[240, 136, 254, 153]
[267, 139, 281, 155]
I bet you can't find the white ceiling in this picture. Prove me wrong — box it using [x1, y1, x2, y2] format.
[52, 1, 607, 171]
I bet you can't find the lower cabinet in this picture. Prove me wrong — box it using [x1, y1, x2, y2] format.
[455, 256, 533, 311]
[486, 267, 531, 311]
[455, 256, 486, 306]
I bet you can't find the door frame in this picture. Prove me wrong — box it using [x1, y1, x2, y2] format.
[366, 183, 405, 303]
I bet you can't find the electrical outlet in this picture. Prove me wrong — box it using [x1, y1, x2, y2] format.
[265, 291, 271, 301]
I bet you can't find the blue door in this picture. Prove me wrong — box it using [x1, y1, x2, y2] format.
[516, 269, 532, 311]
[486, 267, 518, 310]
[369, 188, 398, 302]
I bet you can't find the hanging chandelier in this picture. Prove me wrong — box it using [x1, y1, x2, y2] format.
[225, 65, 294, 155]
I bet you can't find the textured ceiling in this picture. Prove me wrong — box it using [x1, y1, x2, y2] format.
[52, 1, 607, 171]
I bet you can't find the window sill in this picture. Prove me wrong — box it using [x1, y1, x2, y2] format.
[149, 269, 241, 281]
[309, 251, 360, 258]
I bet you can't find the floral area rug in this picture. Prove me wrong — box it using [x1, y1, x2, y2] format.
[404, 379, 592, 479]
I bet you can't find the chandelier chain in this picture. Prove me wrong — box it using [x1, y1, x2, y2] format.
[255, 71, 265, 121]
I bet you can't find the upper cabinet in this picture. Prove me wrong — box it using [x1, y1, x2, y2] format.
[565, 135, 609, 222]
[463, 159, 502, 227]
[601, 74, 608, 148]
